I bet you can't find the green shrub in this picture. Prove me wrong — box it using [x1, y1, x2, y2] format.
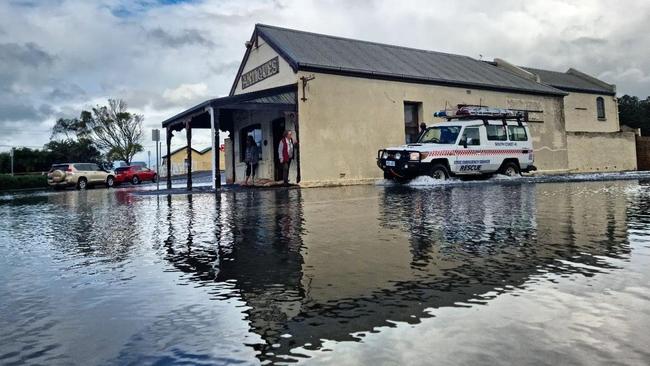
[0, 174, 48, 191]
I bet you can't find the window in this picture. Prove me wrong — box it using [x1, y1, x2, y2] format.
[404, 102, 421, 143]
[460, 127, 481, 146]
[240, 124, 263, 162]
[486, 125, 507, 141]
[508, 126, 528, 141]
[596, 97, 606, 119]
[419, 126, 462, 144]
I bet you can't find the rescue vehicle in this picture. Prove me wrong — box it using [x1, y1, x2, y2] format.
[377, 105, 537, 182]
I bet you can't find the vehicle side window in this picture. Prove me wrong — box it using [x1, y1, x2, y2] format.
[74, 163, 87, 171]
[508, 126, 528, 141]
[90, 164, 101, 171]
[460, 127, 481, 146]
[486, 125, 507, 141]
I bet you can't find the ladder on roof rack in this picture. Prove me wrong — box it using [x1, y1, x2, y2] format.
[434, 104, 527, 126]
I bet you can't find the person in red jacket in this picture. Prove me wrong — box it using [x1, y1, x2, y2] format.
[277, 130, 295, 185]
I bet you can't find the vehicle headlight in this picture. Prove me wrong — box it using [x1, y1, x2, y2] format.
[381, 151, 389, 159]
[409, 152, 420, 161]
[394, 152, 401, 160]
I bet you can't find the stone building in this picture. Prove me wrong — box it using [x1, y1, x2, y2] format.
[161, 24, 636, 188]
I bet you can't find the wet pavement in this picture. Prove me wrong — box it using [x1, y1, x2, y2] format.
[1, 178, 650, 365]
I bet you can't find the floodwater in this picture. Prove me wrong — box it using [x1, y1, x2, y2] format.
[1, 180, 650, 365]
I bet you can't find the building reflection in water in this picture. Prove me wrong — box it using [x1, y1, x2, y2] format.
[160, 182, 633, 363]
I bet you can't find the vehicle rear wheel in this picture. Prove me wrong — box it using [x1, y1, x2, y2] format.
[429, 164, 449, 181]
[77, 177, 88, 190]
[106, 176, 115, 188]
[131, 175, 140, 185]
[152, 174, 158, 183]
[501, 162, 521, 177]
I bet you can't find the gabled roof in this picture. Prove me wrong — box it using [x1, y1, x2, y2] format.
[253, 24, 566, 96]
[522, 67, 615, 95]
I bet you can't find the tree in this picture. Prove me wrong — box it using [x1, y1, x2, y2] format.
[44, 139, 102, 166]
[618, 94, 650, 135]
[52, 99, 143, 164]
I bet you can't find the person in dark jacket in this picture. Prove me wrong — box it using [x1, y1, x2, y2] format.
[244, 135, 260, 185]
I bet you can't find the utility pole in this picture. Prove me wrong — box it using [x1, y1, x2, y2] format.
[148, 150, 151, 168]
[152, 129, 160, 191]
[10, 147, 14, 176]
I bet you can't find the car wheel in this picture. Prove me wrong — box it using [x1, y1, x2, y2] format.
[77, 177, 88, 190]
[501, 162, 521, 177]
[429, 164, 449, 181]
[106, 176, 115, 188]
[131, 175, 140, 185]
[152, 174, 158, 183]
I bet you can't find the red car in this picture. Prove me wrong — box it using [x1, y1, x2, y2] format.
[114, 166, 158, 185]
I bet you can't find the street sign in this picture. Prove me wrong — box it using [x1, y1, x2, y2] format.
[152, 129, 160, 142]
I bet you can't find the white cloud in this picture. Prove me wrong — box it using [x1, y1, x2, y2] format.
[162, 82, 209, 105]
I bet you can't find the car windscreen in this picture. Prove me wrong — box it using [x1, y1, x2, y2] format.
[419, 126, 462, 144]
[50, 164, 69, 172]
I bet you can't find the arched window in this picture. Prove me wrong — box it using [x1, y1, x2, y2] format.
[596, 97, 605, 119]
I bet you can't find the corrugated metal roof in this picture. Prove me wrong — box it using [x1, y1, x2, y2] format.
[256, 24, 566, 96]
[523, 67, 615, 95]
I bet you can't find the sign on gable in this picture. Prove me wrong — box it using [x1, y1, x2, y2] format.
[241, 57, 279, 90]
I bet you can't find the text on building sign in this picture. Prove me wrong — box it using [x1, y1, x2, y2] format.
[241, 57, 279, 89]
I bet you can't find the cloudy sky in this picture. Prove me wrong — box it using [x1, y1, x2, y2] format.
[2, 0, 649, 160]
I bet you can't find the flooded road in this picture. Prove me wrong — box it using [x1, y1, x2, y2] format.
[1, 180, 650, 365]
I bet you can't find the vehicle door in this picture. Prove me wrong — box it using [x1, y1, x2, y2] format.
[73, 164, 90, 183]
[485, 124, 510, 172]
[139, 167, 152, 180]
[455, 126, 485, 174]
[88, 163, 104, 183]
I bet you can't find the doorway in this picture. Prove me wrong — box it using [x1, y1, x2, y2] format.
[271, 117, 286, 181]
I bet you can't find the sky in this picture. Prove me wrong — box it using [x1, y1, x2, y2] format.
[1, 0, 650, 162]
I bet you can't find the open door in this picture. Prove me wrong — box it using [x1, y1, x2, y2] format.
[271, 117, 286, 181]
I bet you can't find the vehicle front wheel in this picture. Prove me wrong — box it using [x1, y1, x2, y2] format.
[106, 176, 115, 188]
[500, 162, 521, 177]
[131, 175, 140, 185]
[429, 164, 449, 181]
[77, 177, 88, 190]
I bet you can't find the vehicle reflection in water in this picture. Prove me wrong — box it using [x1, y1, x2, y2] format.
[0, 180, 646, 365]
[156, 182, 633, 364]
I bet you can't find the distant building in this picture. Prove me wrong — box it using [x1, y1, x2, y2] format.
[161, 145, 225, 176]
[161, 24, 636, 187]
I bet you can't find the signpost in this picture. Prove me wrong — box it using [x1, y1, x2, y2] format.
[152, 129, 160, 191]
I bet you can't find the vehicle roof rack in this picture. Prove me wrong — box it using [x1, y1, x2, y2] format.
[434, 104, 527, 123]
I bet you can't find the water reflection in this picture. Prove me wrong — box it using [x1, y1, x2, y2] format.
[0, 181, 645, 365]
[157, 182, 633, 364]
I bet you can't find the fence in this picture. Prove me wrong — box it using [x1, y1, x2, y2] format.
[637, 136, 650, 171]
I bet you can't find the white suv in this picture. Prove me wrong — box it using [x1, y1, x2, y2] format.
[377, 108, 536, 182]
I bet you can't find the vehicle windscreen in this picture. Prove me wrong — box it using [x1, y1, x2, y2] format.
[419, 126, 462, 144]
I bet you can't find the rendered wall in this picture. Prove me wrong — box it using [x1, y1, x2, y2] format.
[564, 92, 619, 133]
[296, 71, 569, 186]
[566, 132, 637, 172]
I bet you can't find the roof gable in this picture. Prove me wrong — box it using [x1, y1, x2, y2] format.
[255, 24, 566, 96]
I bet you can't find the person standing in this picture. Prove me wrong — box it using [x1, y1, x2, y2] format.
[244, 135, 260, 186]
[278, 130, 294, 185]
